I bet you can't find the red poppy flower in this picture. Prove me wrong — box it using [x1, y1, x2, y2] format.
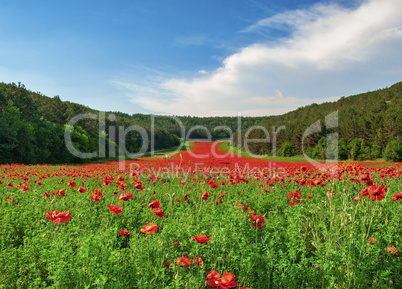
[307, 195, 313, 199]
[387, 245, 398, 257]
[59, 189, 66, 196]
[289, 200, 296, 206]
[119, 192, 133, 202]
[43, 193, 50, 198]
[140, 222, 158, 234]
[287, 191, 301, 201]
[353, 196, 361, 202]
[7, 182, 13, 188]
[193, 234, 212, 245]
[207, 270, 221, 287]
[107, 204, 123, 214]
[360, 174, 374, 186]
[119, 229, 132, 236]
[252, 215, 265, 228]
[46, 210, 72, 223]
[152, 208, 164, 218]
[206, 270, 238, 288]
[149, 199, 160, 209]
[208, 180, 218, 189]
[194, 257, 203, 267]
[367, 238, 375, 245]
[163, 262, 171, 268]
[201, 191, 210, 200]
[367, 186, 385, 201]
[360, 188, 369, 196]
[68, 180, 76, 188]
[183, 194, 189, 201]
[392, 193, 402, 202]
[176, 256, 191, 268]
[77, 186, 86, 193]
[221, 272, 238, 288]
[7, 196, 14, 202]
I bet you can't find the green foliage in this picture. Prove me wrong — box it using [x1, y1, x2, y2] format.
[383, 137, 402, 161]
[0, 164, 401, 288]
[277, 141, 296, 157]
[232, 81, 402, 159]
[0, 82, 182, 164]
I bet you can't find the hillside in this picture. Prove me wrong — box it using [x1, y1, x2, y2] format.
[232, 81, 402, 161]
[0, 81, 401, 164]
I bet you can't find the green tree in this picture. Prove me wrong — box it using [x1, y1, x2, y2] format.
[277, 141, 296, 157]
[383, 137, 402, 161]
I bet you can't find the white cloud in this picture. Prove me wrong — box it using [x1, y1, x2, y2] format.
[115, 0, 402, 116]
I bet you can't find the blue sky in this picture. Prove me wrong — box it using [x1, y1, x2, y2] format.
[1, 0, 401, 116]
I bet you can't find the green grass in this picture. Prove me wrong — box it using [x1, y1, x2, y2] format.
[0, 162, 401, 288]
[218, 141, 398, 165]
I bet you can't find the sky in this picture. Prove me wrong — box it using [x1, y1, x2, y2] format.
[0, 0, 401, 117]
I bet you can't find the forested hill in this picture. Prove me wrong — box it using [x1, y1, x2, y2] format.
[0, 82, 262, 164]
[1, 81, 401, 164]
[0, 82, 182, 164]
[233, 81, 402, 161]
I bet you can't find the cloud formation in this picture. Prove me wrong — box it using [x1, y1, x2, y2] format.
[115, 0, 402, 116]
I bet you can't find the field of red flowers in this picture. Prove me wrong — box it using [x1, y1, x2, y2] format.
[1, 141, 401, 288]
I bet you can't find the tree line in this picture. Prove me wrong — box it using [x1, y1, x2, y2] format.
[1, 81, 401, 164]
[232, 81, 402, 161]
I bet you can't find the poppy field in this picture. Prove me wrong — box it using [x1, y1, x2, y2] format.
[1, 142, 401, 288]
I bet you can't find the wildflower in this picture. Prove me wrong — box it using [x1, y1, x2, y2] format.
[252, 215, 265, 229]
[176, 256, 191, 267]
[206, 270, 238, 288]
[208, 180, 218, 189]
[367, 238, 375, 245]
[68, 180, 76, 188]
[107, 204, 123, 214]
[392, 193, 402, 202]
[119, 229, 132, 236]
[360, 187, 369, 196]
[387, 245, 398, 257]
[193, 234, 212, 245]
[207, 270, 221, 287]
[367, 186, 385, 201]
[77, 186, 86, 193]
[140, 222, 158, 234]
[194, 257, 203, 267]
[46, 210, 72, 223]
[119, 192, 133, 202]
[287, 190, 301, 205]
[152, 208, 164, 218]
[149, 199, 160, 209]
[201, 191, 210, 200]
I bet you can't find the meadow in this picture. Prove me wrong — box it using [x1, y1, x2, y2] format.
[0, 142, 401, 289]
